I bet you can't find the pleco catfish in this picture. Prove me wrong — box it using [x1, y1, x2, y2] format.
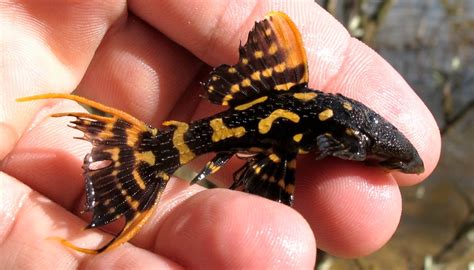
[18, 12, 424, 254]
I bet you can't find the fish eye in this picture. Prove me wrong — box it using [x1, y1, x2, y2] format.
[367, 113, 379, 125]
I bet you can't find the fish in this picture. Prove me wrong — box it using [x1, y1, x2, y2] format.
[17, 11, 424, 254]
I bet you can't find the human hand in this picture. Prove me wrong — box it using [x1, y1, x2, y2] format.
[0, 1, 440, 268]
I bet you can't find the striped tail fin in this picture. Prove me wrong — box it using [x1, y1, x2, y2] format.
[17, 94, 168, 254]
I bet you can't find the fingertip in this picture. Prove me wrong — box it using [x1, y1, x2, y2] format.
[296, 158, 401, 257]
[155, 189, 316, 268]
[0, 172, 183, 269]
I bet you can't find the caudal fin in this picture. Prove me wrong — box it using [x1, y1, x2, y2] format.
[18, 94, 168, 253]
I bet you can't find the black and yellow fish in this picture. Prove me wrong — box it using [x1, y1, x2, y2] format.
[17, 11, 424, 254]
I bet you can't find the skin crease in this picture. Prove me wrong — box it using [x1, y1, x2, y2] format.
[0, 0, 440, 269]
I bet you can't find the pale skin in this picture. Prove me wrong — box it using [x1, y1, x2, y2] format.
[0, 1, 441, 269]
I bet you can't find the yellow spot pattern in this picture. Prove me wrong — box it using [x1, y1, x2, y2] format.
[254, 51, 264, 58]
[298, 149, 309, 154]
[258, 109, 300, 134]
[274, 82, 296, 91]
[158, 172, 170, 181]
[274, 63, 286, 73]
[104, 148, 120, 162]
[125, 128, 140, 147]
[251, 71, 261, 81]
[268, 43, 278, 55]
[125, 195, 139, 210]
[207, 162, 221, 173]
[222, 94, 233, 106]
[318, 109, 334, 121]
[269, 153, 281, 163]
[343, 102, 353, 111]
[209, 118, 246, 142]
[241, 78, 251, 87]
[293, 133, 303, 142]
[253, 165, 262, 174]
[96, 122, 115, 141]
[293, 92, 317, 101]
[231, 84, 240, 93]
[262, 68, 273, 77]
[135, 151, 156, 166]
[132, 170, 147, 190]
[162, 121, 196, 164]
[265, 28, 272, 37]
[235, 96, 268, 111]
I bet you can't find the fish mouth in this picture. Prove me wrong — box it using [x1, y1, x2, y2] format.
[379, 154, 425, 174]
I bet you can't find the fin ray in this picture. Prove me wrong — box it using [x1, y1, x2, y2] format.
[191, 151, 234, 184]
[231, 152, 296, 206]
[204, 11, 309, 107]
[18, 93, 168, 253]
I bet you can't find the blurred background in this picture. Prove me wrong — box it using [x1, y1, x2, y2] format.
[313, 0, 474, 269]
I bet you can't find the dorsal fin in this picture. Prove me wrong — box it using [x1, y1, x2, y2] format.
[204, 11, 309, 107]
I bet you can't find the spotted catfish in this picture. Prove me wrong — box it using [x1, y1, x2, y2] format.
[18, 11, 424, 254]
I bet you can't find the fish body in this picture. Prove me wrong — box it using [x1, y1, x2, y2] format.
[17, 11, 423, 254]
